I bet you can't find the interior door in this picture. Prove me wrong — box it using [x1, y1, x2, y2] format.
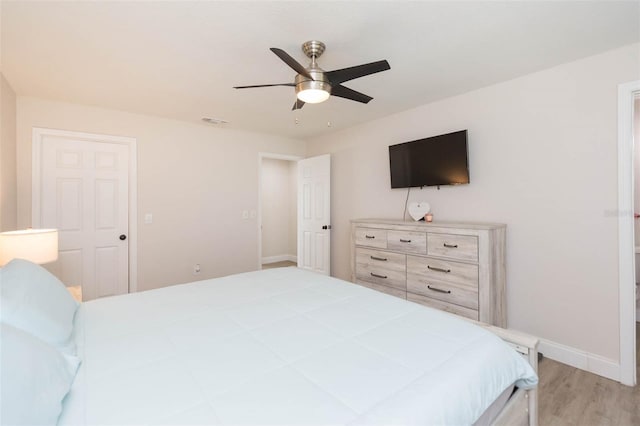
[297, 154, 331, 275]
[37, 135, 129, 301]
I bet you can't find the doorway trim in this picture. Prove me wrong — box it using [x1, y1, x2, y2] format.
[32, 127, 139, 293]
[617, 80, 639, 386]
[257, 152, 303, 270]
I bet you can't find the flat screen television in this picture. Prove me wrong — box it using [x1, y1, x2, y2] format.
[389, 130, 469, 189]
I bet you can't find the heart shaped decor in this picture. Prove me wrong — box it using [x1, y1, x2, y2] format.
[408, 202, 431, 221]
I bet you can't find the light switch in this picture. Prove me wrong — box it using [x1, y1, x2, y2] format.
[144, 213, 153, 224]
[242, 210, 249, 219]
[250, 210, 256, 219]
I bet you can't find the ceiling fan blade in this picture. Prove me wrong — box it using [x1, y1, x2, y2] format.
[271, 48, 314, 80]
[330, 84, 373, 104]
[292, 99, 305, 110]
[233, 83, 294, 89]
[326, 60, 390, 85]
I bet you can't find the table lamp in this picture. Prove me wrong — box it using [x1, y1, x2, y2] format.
[0, 229, 59, 266]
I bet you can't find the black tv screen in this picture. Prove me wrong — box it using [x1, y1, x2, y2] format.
[389, 130, 469, 189]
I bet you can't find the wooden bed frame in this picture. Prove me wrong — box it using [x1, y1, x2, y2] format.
[478, 322, 539, 426]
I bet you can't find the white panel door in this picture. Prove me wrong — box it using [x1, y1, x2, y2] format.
[38, 136, 129, 301]
[297, 154, 330, 275]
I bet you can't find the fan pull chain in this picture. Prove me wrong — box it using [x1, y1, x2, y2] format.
[294, 93, 300, 125]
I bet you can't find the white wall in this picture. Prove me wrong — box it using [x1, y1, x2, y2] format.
[306, 43, 640, 367]
[16, 97, 305, 291]
[261, 157, 297, 262]
[0, 74, 17, 231]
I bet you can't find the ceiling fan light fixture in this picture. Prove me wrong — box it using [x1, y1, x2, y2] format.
[295, 76, 331, 104]
[297, 88, 330, 104]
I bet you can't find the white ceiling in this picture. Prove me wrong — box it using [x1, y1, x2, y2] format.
[1, 1, 638, 139]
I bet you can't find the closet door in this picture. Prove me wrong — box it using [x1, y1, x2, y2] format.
[297, 154, 331, 275]
[34, 130, 131, 301]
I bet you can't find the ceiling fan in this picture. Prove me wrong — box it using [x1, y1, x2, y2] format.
[233, 40, 391, 110]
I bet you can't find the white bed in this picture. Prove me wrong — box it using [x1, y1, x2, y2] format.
[53, 266, 537, 426]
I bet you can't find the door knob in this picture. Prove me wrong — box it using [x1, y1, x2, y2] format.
[119, 234, 127, 241]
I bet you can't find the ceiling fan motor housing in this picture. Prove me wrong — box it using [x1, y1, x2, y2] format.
[295, 69, 332, 100]
[296, 41, 331, 103]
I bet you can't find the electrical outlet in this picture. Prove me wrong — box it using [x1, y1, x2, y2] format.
[193, 264, 201, 275]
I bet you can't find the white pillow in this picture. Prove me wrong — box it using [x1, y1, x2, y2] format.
[0, 259, 79, 350]
[0, 324, 80, 425]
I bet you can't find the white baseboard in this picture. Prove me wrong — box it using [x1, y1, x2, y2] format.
[538, 339, 620, 382]
[261, 255, 297, 265]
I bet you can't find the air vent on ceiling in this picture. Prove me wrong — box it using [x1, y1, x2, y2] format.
[202, 117, 229, 125]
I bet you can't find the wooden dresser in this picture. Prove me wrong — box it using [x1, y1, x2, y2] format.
[351, 219, 506, 327]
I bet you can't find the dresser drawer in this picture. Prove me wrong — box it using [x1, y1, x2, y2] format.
[355, 249, 406, 291]
[356, 279, 407, 300]
[407, 278, 478, 310]
[355, 227, 388, 249]
[427, 233, 478, 261]
[356, 248, 406, 271]
[407, 292, 479, 321]
[387, 230, 427, 254]
[407, 255, 478, 288]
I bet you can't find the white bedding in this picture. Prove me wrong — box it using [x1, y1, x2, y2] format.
[58, 267, 537, 426]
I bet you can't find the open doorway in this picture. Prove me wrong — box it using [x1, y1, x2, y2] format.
[258, 153, 301, 270]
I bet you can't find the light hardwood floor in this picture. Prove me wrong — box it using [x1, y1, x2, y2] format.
[261, 261, 296, 269]
[538, 324, 640, 425]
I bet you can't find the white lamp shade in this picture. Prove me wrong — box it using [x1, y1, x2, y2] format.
[0, 229, 59, 266]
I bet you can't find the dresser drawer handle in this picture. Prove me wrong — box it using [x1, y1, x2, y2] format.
[370, 272, 388, 279]
[399, 239, 412, 243]
[365, 235, 376, 239]
[370, 256, 388, 261]
[427, 265, 451, 273]
[428, 285, 451, 294]
[443, 243, 458, 248]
